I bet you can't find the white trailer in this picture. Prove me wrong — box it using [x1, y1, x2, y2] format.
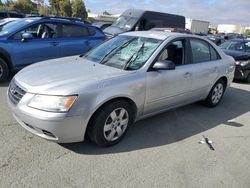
[186, 18, 210, 34]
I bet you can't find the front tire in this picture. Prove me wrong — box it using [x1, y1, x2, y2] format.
[246, 74, 250, 83]
[88, 100, 134, 147]
[0, 58, 9, 81]
[204, 79, 226, 107]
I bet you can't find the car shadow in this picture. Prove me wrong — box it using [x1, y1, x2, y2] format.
[60, 86, 250, 154]
[0, 73, 15, 87]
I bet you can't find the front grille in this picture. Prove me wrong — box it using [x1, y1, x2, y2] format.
[8, 80, 26, 105]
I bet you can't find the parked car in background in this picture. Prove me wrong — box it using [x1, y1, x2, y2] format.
[0, 18, 20, 31]
[0, 16, 106, 81]
[0, 11, 24, 19]
[224, 33, 245, 40]
[8, 31, 235, 146]
[206, 34, 225, 46]
[104, 9, 185, 37]
[220, 39, 250, 82]
[150, 27, 192, 34]
[93, 22, 112, 30]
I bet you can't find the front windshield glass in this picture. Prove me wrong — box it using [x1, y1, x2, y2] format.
[111, 16, 138, 31]
[0, 18, 36, 36]
[220, 41, 245, 51]
[85, 35, 162, 70]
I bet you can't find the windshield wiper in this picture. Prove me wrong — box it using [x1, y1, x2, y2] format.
[99, 38, 136, 64]
[123, 42, 145, 70]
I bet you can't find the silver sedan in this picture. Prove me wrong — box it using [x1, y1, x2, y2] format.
[7, 31, 235, 146]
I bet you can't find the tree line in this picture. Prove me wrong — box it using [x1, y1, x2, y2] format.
[0, 0, 88, 20]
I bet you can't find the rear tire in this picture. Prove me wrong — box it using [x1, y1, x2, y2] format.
[87, 100, 134, 147]
[0, 58, 9, 81]
[204, 79, 226, 107]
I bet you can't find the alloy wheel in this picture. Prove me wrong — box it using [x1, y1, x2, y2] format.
[211, 83, 224, 104]
[103, 108, 129, 141]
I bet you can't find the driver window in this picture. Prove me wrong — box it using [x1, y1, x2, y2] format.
[12, 23, 58, 40]
[158, 40, 184, 66]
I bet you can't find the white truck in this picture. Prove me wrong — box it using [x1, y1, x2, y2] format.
[186, 18, 209, 34]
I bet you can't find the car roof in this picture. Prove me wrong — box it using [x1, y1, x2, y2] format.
[23, 16, 88, 24]
[120, 31, 195, 40]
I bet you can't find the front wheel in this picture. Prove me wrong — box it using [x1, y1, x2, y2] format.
[246, 74, 250, 83]
[87, 100, 134, 147]
[204, 79, 226, 107]
[0, 58, 9, 81]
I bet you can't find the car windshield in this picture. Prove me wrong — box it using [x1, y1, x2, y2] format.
[111, 16, 138, 31]
[85, 35, 162, 70]
[220, 40, 247, 52]
[0, 18, 36, 36]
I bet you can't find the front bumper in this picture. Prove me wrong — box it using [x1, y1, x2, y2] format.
[7, 90, 87, 143]
[234, 65, 250, 80]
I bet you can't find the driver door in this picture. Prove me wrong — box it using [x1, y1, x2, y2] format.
[8, 22, 60, 69]
[144, 39, 193, 115]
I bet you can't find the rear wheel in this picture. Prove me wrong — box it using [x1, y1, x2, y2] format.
[87, 100, 134, 147]
[0, 58, 9, 81]
[204, 79, 226, 107]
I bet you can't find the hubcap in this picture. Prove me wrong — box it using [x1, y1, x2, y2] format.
[212, 83, 224, 104]
[103, 108, 129, 141]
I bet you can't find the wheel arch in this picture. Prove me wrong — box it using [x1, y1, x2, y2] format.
[219, 76, 228, 87]
[0, 48, 13, 69]
[85, 96, 138, 137]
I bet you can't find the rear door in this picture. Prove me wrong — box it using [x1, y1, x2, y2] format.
[188, 38, 221, 100]
[58, 23, 101, 57]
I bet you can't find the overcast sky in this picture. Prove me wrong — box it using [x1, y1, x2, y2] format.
[85, 0, 250, 26]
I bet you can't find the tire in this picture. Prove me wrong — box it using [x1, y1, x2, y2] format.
[204, 79, 226, 107]
[87, 100, 134, 147]
[246, 74, 250, 83]
[0, 58, 9, 81]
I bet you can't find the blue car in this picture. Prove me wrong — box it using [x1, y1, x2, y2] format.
[0, 17, 106, 81]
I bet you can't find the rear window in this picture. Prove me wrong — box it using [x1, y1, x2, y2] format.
[9, 13, 24, 18]
[0, 12, 7, 19]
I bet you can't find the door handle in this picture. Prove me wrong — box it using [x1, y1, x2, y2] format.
[184, 72, 191, 78]
[50, 42, 59, 46]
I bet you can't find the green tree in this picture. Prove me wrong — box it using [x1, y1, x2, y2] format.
[71, 0, 87, 20]
[59, 0, 72, 17]
[38, 4, 53, 15]
[12, 0, 37, 14]
[49, 0, 71, 17]
[245, 29, 250, 35]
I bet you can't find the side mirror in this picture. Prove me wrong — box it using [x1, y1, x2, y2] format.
[21, 32, 33, 42]
[153, 60, 175, 70]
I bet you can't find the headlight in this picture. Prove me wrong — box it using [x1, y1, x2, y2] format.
[235, 60, 250, 66]
[28, 95, 77, 112]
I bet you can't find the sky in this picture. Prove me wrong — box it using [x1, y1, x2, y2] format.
[84, 0, 250, 26]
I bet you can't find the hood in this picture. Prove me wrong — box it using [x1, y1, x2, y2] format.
[223, 49, 250, 61]
[103, 26, 126, 37]
[14, 56, 132, 94]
